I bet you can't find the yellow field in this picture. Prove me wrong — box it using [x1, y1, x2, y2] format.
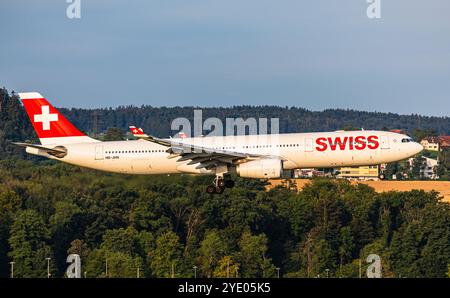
[267, 179, 450, 202]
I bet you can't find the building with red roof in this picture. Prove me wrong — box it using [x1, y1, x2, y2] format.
[420, 136, 450, 151]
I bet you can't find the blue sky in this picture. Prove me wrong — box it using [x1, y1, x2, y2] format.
[1, 0, 449, 116]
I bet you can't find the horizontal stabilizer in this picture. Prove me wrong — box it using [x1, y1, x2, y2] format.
[12, 142, 67, 158]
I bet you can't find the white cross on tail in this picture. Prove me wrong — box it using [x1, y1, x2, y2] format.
[34, 105, 58, 130]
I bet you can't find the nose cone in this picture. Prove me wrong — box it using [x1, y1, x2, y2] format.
[412, 142, 423, 155]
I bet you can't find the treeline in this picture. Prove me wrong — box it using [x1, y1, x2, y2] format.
[0, 159, 449, 278]
[60, 105, 450, 138]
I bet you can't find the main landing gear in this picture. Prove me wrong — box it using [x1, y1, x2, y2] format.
[206, 175, 235, 194]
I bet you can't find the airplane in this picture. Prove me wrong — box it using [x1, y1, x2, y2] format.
[14, 92, 423, 194]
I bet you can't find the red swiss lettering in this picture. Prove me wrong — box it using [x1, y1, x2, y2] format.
[367, 135, 379, 149]
[314, 135, 379, 151]
[315, 137, 327, 151]
[326, 136, 349, 151]
[355, 136, 366, 150]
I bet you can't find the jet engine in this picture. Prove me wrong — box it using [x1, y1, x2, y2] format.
[236, 159, 283, 179]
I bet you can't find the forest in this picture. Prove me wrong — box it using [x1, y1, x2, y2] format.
[0, 88, 449, 278]
[0, 160, 449, 278]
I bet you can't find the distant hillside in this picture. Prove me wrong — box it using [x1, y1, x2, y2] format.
[1, 88, 449, 157]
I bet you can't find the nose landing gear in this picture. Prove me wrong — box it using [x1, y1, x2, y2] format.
[206, 175, 235, 194]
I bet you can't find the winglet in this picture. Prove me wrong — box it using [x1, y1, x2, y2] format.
[128, 126, 172, 147]
[129, 126, 149, 138]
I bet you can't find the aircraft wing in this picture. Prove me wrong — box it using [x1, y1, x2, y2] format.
[129, 126, 265, 169]
[166, 141, 263, 170]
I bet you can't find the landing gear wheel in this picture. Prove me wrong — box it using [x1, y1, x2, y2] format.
[379, 173, 386, 180]
[206, 185, 216, 194]
[208, 174, 233, 194]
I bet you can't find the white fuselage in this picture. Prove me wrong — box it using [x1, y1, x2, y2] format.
[29, 130, 423, 176]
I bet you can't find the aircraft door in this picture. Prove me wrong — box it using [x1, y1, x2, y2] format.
[95, 145, 104, 160]
[380, 135, 390, 149]
[305, 138, 313, 152]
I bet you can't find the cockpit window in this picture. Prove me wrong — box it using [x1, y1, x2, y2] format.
[401, 138, 413, 143]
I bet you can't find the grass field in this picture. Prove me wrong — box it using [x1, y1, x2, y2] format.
[267, 179, 450, 202]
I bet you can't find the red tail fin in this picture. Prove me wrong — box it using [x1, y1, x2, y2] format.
[19, 92, 97, 145]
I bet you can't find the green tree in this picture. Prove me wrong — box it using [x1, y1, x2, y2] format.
[0, 190, 22, 215]
[437, 150, 450, 180]
[66, 239, 93, 277]
[67, 239, 91, 259]
[412, 129, 437, 142]
[237, 230, 276, 278]
[213, 255, 240, 278]
[416, 207, 450, 278]
[85, 248, 142, 278]
[338, 227, 354, 274]
[311, 239, 336, 277]
[129, 191, 172, 233]
[197, 230, 228, 278]
[339, 259, 360, 278]
[0, 89, 37, 158]
[0, 190, 22, 277]
[361, 239, 394, 278]
[411, 156, 425, 179]
[8, 210, 53, 277]
[389, 224, 420, 277]
[384, 162, 399, 180]
[149, 231, 184, 277]
[50, 200, 81, 229]
[101, 227, 141, 255]
[103, 127, 125, 141]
